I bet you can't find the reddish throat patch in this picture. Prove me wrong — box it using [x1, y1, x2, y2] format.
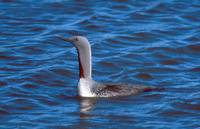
[78, 51, 84, 78]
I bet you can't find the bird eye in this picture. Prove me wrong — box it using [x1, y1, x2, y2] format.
[75, 38, 78, 41]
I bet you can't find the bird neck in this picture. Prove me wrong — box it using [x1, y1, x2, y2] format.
[77, 45, 92, 79]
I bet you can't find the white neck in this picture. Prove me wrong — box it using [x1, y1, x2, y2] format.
[75, 37, 95, 97]
[76, 41, 92, 79]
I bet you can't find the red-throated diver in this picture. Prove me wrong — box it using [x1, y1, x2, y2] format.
[58, 36, 159, 97]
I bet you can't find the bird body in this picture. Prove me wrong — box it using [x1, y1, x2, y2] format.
[78, 78, 152, 97]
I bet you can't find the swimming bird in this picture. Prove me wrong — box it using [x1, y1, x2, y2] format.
[58, 36, 159, 97]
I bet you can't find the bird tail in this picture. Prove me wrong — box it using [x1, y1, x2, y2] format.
[143, 87, 164, 92]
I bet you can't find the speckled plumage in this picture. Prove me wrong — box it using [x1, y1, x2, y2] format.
[92, 81, 154, 97]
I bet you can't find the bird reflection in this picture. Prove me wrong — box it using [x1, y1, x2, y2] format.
[79, 97, 97, 118]
[80, 97, 96, 113]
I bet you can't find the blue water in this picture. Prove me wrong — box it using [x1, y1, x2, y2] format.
[0, 0, 200, 128]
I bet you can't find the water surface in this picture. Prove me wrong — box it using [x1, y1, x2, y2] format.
[0, 0, 200, 128]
